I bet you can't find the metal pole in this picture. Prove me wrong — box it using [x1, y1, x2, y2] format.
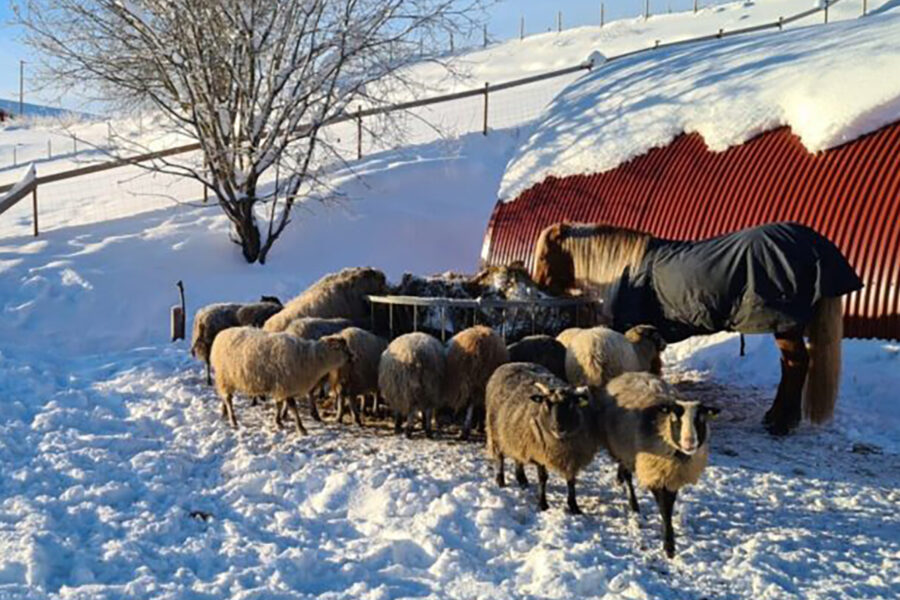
[482, 82, 489, 135]
[824, 2, 829, 23]
[483, 24, 488, 47]
[645, 0, 650, 20]
[47, 140, 51, 159]
[601, 3, 605, 27]
[557, 11, 562, 32]
[778, 16, 783, 30]
[440, 306, 446, 342]
[12, 146, 16, 167]
[863, 0, 867, 16]
[694, 0, 698, 13]
[520, 15, 524, 40]
[450, 31, 454, 52]
[19, 60, 24, 117]
[32, 185, 38, 237]
[72, 135, 77, 154]
[356, 105, 362, 160]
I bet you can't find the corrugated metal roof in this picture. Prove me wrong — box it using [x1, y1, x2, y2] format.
[482, 122, 900, 339]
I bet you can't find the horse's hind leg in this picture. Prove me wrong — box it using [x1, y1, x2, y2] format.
[765, 330, 808, 435]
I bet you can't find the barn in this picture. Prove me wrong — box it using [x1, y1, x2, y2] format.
[481, 15, 900, 340]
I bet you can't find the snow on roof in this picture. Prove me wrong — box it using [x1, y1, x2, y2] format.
[499, 9, 900, 202]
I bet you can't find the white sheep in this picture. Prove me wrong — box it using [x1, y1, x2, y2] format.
[565, 325, 666, 390]
[442, 326, 509, 440]
[210, 327, 352, 435]
[378, 332, 446, 438]
[556, 327, 583, 348]
[485, 362, 598, 514]
[600, 372, 719, 557]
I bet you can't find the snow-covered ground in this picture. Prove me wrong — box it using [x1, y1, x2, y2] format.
[1, 1, 899, 598]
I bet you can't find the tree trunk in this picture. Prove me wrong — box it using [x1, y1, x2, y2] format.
[235, 198, 261, 263]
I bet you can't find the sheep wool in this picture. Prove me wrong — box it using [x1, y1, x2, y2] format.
[210, 326, 351, 433]
[264, 267, 387, 332]
[378, 332, 446, 437]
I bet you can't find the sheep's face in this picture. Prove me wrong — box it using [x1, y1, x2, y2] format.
[625, 324, 667, 352]
[531, 382, 591, 440]
[656, 401, 720, 456]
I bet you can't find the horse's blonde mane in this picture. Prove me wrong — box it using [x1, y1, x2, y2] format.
[557, 223, 650, 307]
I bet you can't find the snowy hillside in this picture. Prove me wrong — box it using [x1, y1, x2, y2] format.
[1, 1, 899, 598]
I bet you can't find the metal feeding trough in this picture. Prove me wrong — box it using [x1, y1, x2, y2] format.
[365, 295, 600, 342]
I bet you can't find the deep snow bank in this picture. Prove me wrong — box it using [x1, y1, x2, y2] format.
[500, 9, 900, 200]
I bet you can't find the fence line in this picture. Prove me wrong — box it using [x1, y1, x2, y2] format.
[0, 0, 850, 231]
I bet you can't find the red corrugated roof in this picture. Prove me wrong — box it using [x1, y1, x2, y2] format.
[482, 122, 900, 339]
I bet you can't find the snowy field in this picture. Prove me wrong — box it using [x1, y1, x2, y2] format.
[1, 1, 899, 598]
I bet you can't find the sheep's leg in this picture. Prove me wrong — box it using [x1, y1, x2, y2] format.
[351, 395, 363, 427]
[250, 395, 262, 407]
[335, 395, 346, 424]
[274, 399, 285, 429]
[495, 454, 506, 488]
[393, 411, 403, 434]
[651, 487, 678, 558]
[220, 396, 228, 418]
[514, 462, 529, 488]
[223, 393, 238, 429]
[536, 465, 549, 511]
[459, 403, 475, 441]
[287, 398, 308, 436]
[566, 478, 582, 515]
[206, 362, 212, 386]
[405, 409, 416, 439]
[423, 408, 434, 439]
[617, 465, 640, 514]
[308, 393, 322, 422]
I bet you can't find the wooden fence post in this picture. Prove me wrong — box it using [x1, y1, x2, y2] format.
[601, 3, 605, 27]
[520, 15, 524, 40]
[32, 185, 38, 237]
[356, 105, 363, 160]
[863, 0, 867, 15]
[483, 24, 488, 47]
[483, 82, 489, 136]
[778, 16, 783, 30]
[557, 11, 562, 32]
[694, 0, 698, 13]
[824, 2, 829, 23]
[645, 0, 650, 20]
[450, 31, 454, 52]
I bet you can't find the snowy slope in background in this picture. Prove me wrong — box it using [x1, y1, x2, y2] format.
[500, 8, 900, 200]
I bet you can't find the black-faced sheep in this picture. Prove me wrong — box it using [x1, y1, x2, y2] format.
[600, 372, 719, 557]
[442, 326, 509, 440]
[263, 267, 387, 333]
[485, 362, 598, 514]
[327, 327, 388, 426]
[378, 332, 445, 438]
[190, 296, 283, 385]
[565, 325, 666, 391]
[506, 335, 568, 381]
[209, 327, 352, 435]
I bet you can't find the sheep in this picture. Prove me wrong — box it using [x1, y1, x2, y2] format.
[327, 327, 388, 426]
[556, 327, 583, 349]
[263, 267, 387, 333]
[209, 327, 352, 435]
[485, 362, 598, 514]
[378, 332, 446, 438]
[190, 296, 283, 385]
[442, 326, 509, 440]
[284, 317, 354, 341]
[599, 372, 719, 557]
[506, 335, 568, 381]
[565, 325, 666, 391]
[280, 317, 356, 421]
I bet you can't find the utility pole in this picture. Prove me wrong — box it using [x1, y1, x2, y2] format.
[19, 61, 25, 117]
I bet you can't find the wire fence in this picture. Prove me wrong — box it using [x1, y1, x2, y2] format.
[0, 0, 858, 239]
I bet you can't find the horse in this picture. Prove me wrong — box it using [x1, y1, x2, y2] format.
[532, 221, 863, 436]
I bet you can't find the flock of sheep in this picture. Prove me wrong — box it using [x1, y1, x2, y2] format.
[190, 267, 720, 557]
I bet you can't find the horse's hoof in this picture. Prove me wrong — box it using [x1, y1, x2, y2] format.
[765, 420, 793, 436]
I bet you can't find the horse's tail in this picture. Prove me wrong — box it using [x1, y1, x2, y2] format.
[804, 296, 843, 424]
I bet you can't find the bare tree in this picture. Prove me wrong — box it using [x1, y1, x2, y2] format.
[14, 0, 488, 263]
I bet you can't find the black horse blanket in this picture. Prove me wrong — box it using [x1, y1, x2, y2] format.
[612, 222, 863, 342]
